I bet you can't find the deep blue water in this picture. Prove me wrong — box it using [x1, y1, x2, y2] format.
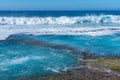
[0, 11, 120, 80]
[1, 10, 120, 17]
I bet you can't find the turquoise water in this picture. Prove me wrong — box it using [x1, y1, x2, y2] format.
[0, 37, 78, 80]
[25, 34, 120, 57]
[0, 11, 120, 79]
[1, 34, 120, 79]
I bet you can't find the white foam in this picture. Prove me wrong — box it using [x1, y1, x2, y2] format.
[0, 15, 120, 25]
[0, 56, 47, 68]
[9, 56, 46, 65]
[46, 67, 60, 73]
[0, 25, 120, 40]
[31, 56, 47, 60]
[10, 57, 29, 64]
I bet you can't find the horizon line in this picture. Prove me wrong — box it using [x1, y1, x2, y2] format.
[0, 9, 120, 11]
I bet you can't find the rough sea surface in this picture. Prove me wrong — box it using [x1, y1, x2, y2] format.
[0, 11, 120, 80]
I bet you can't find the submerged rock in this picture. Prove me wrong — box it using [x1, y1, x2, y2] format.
[86, 58, 120, 73]
[19, 66, 120, 80]
[18, 58, 120, 80]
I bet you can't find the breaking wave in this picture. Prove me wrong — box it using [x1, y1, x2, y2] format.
[0, 15, 120, 40]
[0, 25, 120, 40]
[0, 15, 120, 25]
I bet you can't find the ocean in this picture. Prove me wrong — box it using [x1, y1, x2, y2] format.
[0, 11, 120, 79]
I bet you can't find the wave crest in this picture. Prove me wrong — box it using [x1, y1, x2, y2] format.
[0, 15, 120, 25]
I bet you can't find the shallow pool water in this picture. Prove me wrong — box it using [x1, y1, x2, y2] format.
[0, 35, 78, 80]
[0, 34, 120, 80]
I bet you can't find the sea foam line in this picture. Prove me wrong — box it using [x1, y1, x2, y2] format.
[0, 15, 120, 25]
[0, 26, 120, 40]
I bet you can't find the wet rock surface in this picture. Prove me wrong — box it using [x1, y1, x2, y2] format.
[19, 58, 120, 80]
[19, 66, 120, 80]
[7, 36, 120, 80]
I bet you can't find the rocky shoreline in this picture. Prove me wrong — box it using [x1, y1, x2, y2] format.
[19, 58, 120, 80]
[7, 36, 120, 80]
